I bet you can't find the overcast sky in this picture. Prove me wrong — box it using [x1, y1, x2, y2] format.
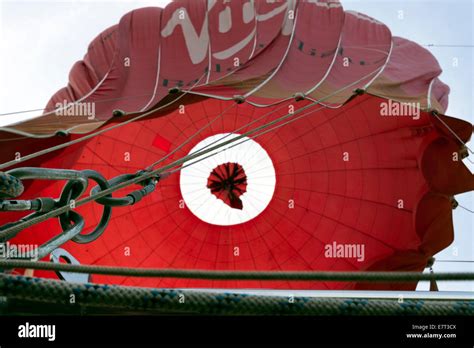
[0, 0, 472, 292]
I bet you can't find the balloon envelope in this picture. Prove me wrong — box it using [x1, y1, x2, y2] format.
[0, 0, 472, 290]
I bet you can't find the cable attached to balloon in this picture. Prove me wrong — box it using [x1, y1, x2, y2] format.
[0, 66, 472, 253]
[0, 73, 209, 170]
[431, 111, 474, 164]
[0, 69, 382, 244]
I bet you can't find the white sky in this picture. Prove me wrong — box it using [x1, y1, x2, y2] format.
[0, 0, 472, 292]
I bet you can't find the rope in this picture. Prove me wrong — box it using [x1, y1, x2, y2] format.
[167, 104, 331, 175]
[0, 73, 207, 171]
[0, 92, 169, 117]
[2, 260, 474, 282]
[458, 204, 474, 214]
[172, 103, 330, 173]
[167, 98, 323, 173]
[0, 60, 374, 172]
[0, 273, 473, 315]
[431, 111, 474, 155]
[2, 68, 469, 240]
[0, 86, 357, 240]
[145, 101, 239, 170]
[145, 98, 297, 171]
[0, 172, 24, 199]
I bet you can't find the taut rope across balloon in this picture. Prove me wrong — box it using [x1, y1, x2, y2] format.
[0, 68, 471, 288]
[0, 69, 382, 243]
[1, 69, 472, 252]
[1, 259, 474, 283]
[0, 73, 208, 170]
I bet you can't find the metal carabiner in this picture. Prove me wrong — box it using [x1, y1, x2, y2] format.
[6, 167, 89, 196]
[35, 210, 85, 260]
[58, 170, 112, 244]
[0, 167, 112, 246]
[90, 171, 158, 207]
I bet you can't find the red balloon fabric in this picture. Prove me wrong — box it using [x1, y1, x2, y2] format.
[0, 0, 472, 290]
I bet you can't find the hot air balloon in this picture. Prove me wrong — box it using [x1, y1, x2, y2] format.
[0, 0, 472, 292]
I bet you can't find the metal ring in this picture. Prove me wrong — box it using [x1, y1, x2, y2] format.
[90, 173, 157, 207]
[36, 210, 85, 260]
[58, 179, 88, 224]
[69, 170, 112, 244]
[90, 174, 136, 207]
[7, 168, 88, 193]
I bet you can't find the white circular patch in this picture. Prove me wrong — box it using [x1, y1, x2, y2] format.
[180, 133, 276, 226]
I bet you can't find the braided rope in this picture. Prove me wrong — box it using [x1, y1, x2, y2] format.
[1, 273, 473, 315]
[2, 260, 474, 282]
[0, 172, 24, 199]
